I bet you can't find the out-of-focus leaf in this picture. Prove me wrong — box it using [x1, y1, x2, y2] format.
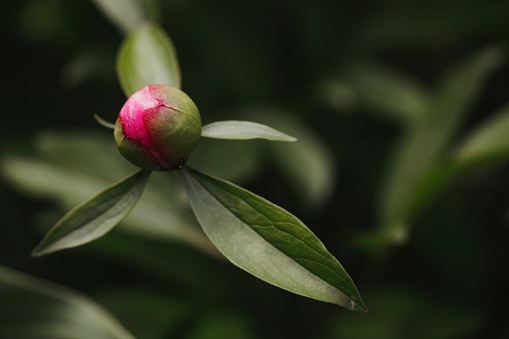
[240, 107, 337, 210]
[32, 170, 150, 257]
[0, 265, 134, 339]
[180, 167, 367, 311]
[400, 104, 509, 223]
[377, 47, 503, 243]
[0, 131, 215, 256]
[325, 284, 481, 339]
[91, 0, 146, 34]
[117, 22, 181, 96]
[186, 312, 256, 339]
[93, 288, 191, 339]
[453, 104, 509, 163]
[187, 138, 264, 183]
[201, 120, 297, 142]
[344, 62, 431, 126]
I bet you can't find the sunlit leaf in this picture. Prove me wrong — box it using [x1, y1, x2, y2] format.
[0, 265, 135, 339]
[180, 167, 366, 311]
[117, 22, 181, 96]
[201, 120, 297, 142]
[91, 0, 146, 34]
[32, 170, 150, 257]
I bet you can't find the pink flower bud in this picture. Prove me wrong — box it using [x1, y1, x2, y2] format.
[114, 85, 202, 171]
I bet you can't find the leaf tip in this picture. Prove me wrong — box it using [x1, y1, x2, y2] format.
[94, 114, 116, 129]
[30, 248, 44, 258]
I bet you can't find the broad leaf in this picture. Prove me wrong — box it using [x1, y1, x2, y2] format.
[91, 0, 146, 34]
[0, 265, 134, 339]
[180, 167, 366, 311]
[32, 169, 150, 257]
[117, 22, 181, 96]
[201, 120, 297, 142]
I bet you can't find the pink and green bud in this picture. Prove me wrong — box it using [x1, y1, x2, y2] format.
[114, 85, 202, 171]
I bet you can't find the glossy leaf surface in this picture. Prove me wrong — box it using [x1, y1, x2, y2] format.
[32, 169, 150, 257]
[117, 22, 180, 96]
[180, 167, 366, 311]
[201, 120, 297, 142]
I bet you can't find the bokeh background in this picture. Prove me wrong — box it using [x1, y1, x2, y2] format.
[2, 0, 509, 338]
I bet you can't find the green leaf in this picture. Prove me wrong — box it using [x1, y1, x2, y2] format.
[94, 114, 116, 129]
[453, 103, 509, 164]
[344, 62, 431, 127]
[401, 103, 509, 223]
[0, 265, 135, 339]
[91, 0, 146, 34]
[180, 167, 366, 311]
[117, 22, 181, 96]
[201, 120, 297, 142]
[32, 169, 150, 257]
[376, 47, 503, 243]
[239, 107, 337, 210]
[0, 131, 216, 256]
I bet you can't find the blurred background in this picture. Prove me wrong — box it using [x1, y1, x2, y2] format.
[2, 0, 509, 338]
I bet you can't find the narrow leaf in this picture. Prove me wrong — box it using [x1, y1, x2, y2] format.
[117, 22, 181, 96]
[94, 114, 116, 129]
[180, 167, 366, 311]
[32, 169, 150, 257]
[240, 108, 337, 210]
[377, 47, 503, 243]
[201, 120, 297, 142]
[345, 61, 431, 127]
[453, 103, 509, 163]
[0, 265, 135, 339]
[91, 0, 146, 34]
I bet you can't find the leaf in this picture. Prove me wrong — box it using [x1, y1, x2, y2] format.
[0, 265, 135, 339]
[201, 120, 297, 142]
[91, 0, 146, 34]
[452, 103, 509, 164]
[93, 288, 191, 339]
[117, 22, 181, 96]
[0, 131, 216, 256]
[376, 47, 503, 243]
[188, 138, 265, 183]
[32, 169, 150, 257]
[180, 167, 366, 311]
[344, 62, 431, 127]
[240, 108, 337, 210]
[401, 103, 509, 223]
[94, 114, 116, 129]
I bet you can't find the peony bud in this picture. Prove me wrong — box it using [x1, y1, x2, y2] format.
[114, 85, 202, 171]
